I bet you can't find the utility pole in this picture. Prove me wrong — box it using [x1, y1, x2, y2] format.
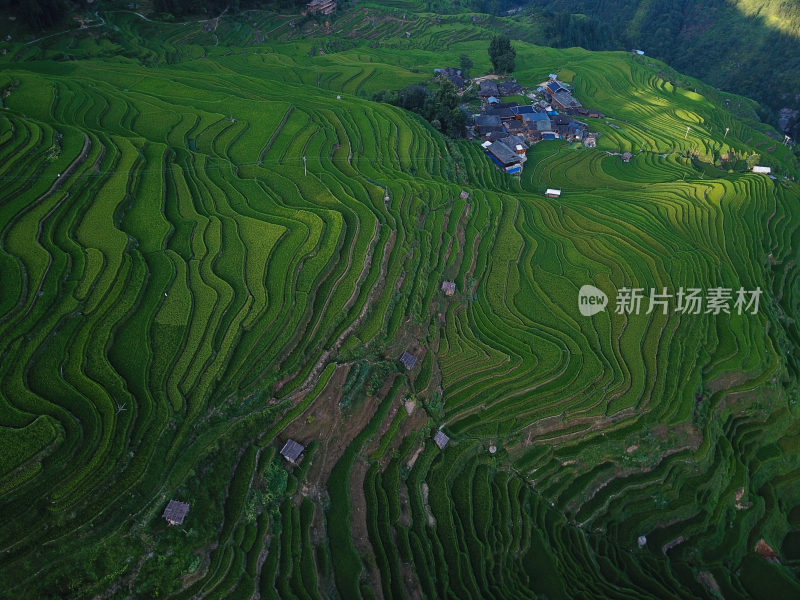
[684, 126, 690, 140]
[724, 127, 729, 139]
[303, 155, 307, 176]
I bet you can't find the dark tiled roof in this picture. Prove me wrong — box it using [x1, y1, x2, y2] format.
[485, 107, 515, 119]
[478, 126, 505, 136]
[448, 75, 465, 88]
[487, 142, 521, 166]
[497, 81, 523, 95]
[484, 131, 508, 142]
[479, 80, 499, 95]
[501, 135, 527, 149]
[475, 114, 502, 127]
[163, 500, 190, 525]
[552, 90, 581, 109]
[513, 105, 535, 115]
[280, 439, 305, 462]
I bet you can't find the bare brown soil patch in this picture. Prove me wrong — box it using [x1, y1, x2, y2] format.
[755, 538, 780, 562]
[282, 365, 377, 488]
[697, 571, 724, 598]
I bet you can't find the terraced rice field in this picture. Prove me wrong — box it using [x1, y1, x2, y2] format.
[1, 5, 800, 599]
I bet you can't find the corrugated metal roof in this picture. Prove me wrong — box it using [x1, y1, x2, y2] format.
[280, 439, 305, 462]
[163, 500, 190, 525]
[400, 351, 417, 370]
[552, 90, 581, 108]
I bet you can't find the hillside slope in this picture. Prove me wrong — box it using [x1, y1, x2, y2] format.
[1, 5, 800, 599]
[532, 0, 800, 127]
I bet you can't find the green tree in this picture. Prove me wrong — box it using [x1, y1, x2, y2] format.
[488, 35, 516, 74]
[14, 0, 66, 29]
[434, 79, 459, 111]
[445, 107, 467, 138]
[459, 54, 474, 78]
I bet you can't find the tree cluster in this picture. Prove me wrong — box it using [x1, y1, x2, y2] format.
[420, 0, 527, 15]
[488, 35, 516, 74]
[4, 0, 69, 29]
[534, 0, 800, 119]
[373, 79, 467, 138]
[2, 0, 314, 29]
[151, 0, 307, 19]
[543, 12, 619, 51]
[459, 54, 473, 78]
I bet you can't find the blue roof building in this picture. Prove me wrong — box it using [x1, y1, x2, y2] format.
[523, 112, 550, 121]
[522, 113, 552, 132]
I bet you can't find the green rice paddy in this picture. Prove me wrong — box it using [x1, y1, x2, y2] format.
[1, 3, 800, 598]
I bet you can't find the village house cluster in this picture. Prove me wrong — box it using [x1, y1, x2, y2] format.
[433, 67, 466, 90]
[435, 70, 604, 175]
[306, 0, 336, 16]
